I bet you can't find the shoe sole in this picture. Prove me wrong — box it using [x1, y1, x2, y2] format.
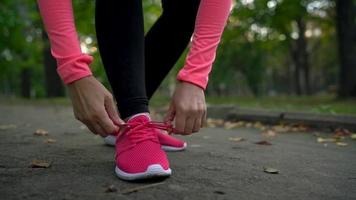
[104, 135, 116, 146]
[115, 164, 171, 181]
[105, 136, 187, 152]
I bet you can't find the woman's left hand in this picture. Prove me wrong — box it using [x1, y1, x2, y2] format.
[164, 81, 207, 135]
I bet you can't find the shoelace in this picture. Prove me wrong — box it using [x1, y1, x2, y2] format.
[117, 121, 176, 144]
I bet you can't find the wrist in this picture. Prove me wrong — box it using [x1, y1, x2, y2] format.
[177, 79, 205, 91]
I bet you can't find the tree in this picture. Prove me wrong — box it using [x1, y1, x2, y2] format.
[336, 0, 356, 97]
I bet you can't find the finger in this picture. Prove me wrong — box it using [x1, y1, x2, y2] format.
[164, 102, 176, 122]
[84, 123, 98, 135]
[201, 108, 207, 128]
[104, 95, 124, 125]
[92, 122, 107, 137]
[184, 116, 195, 135]
[174, 112, 186, 135]
[193, 117, 201, 133]
[97, 112, 119, 135]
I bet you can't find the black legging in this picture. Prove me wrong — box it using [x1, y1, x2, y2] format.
[95, 0, 200, 119]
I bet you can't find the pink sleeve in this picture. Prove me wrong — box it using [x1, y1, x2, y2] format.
[176, 0, 232, 90]
[37, 0, 93, 84]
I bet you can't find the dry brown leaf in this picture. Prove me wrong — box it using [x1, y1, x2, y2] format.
[333, 128, 351, 139]
[224, 121, 240, 130]
[296, 124, 309, 132]
[0, 124, 17, 130]
[255, 140, 272, 145]
[291, 127, 300, 132]
[224, 121, 248, 129]
[34, 129, 49, 136]
[253, 121, 265, 129]
[105, 185, 117, 193]
[30, 159, 51, 168]
[262, 130, 276, 137]
[44, 139, 56, 144]
[228, 137, 245, 142]
[336, 142, 348, 146]
[317, 137, 337, 143]
[263, 167, 279, 174]
[245, 122, 253, 128]
[206, 118, 224, 128]
[272, 125, 290, 133]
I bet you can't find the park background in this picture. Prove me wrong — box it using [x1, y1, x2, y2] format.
[0, 0, 355, 115]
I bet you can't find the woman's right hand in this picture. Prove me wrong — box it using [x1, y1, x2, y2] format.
[68, 76, 124, 136]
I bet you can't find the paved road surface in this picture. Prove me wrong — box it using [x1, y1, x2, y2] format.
[0, 104, 355, 200]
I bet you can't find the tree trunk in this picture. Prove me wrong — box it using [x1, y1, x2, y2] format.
[336, 0, 356, 97]
[20, 68, 31, 98]
[42, 32, 65, 97]
[291, 17, 311, 95]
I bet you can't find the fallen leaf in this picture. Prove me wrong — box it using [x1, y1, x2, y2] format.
[30, 159, 51, 168]
[262, 130, 276, 137]
[105, 185, 117, 193]
[317, 137, 337, 143]
[351, 134, 356, 140]
[253, 121, 265, 130]
[245, 122, 253, 128]
[0, 124, 17, 130]
[263, 167, 279, 174]
[272, 125, 290, 133]
[224, 122, 242, 130]
[206, 118, 224, 128]
[291, 127, 300, 132]
[228, 137, 245, 142]
[255, 140, 272, 145]
[333, 128, 351, 138]
[34, 129, 49, 136]
[44, 139, 56, 144]
[336, 142, 348, 146]
[121, 182, 164, 195]
[295, 124, 309, 132]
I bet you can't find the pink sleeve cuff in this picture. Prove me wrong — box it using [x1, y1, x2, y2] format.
[177, 68, 209, 90]
[56, 54, 93, 84]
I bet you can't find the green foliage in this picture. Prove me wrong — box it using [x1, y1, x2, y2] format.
[0, 0, 342, 99]
[208, 0, 337, 96]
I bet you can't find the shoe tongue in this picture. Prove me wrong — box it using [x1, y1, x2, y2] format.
[126, 113, 151, 123]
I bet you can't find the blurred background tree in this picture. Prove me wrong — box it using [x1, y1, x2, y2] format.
[0, 0, 355, 101]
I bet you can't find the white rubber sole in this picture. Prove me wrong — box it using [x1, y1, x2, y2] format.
[104, 136, 187, 152]
[115, 164, 172, 181]
[104, 135, 116, 146]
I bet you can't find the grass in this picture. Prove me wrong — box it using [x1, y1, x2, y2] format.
[1, 94, 356, 116]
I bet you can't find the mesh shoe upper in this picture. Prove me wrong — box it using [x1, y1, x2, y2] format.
[115, 114, 170, 173]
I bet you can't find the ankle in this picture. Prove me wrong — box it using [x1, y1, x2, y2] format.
[124, 112, 150, 122]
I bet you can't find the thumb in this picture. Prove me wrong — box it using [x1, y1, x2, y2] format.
[164, 102, 176, 122]
[105, 96, 124, 126]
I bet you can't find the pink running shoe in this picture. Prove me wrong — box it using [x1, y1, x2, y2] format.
[158, 132, 187, 152]
[104, 128, 187, 152]
[115, 114, 171, 180]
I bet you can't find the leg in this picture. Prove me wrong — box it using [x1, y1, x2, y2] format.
[145, 0, 201, 100]
[95, 0, 148, 119]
